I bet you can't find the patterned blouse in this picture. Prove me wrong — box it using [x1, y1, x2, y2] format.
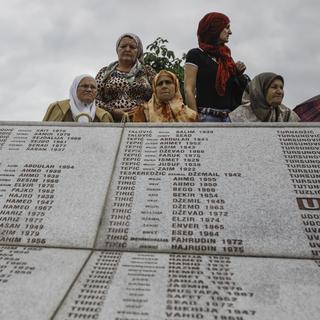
[95, 62, 156, 112]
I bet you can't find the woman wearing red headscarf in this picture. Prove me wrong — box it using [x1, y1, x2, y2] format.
[184, 12, 249, 122]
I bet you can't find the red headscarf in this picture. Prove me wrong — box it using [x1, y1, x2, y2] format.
[197, 12, 237, 96]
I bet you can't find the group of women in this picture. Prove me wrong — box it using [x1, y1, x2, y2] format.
[43, 12, 300, 123]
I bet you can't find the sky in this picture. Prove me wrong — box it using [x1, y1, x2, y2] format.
[0, 0, 319, 121]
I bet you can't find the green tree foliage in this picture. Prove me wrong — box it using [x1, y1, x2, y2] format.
[144, 37, 185, 97]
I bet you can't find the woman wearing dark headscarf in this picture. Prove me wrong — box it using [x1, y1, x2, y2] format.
[229, 72, 300, 122]
[95, 33, 156, 122]
[43, 74, 113, 122]
[133, 70, 198, 122]
[184, 12, 249, 122]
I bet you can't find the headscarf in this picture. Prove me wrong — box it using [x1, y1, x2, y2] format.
[69, 74, 96, 123]
[102, 33, 145, 83]
[229, 72, 300, 122]
[197, 12, 237, 96]
[143, 70, 198, 122]
[116, 33, 144, 62]
[248, 72, 288, 121]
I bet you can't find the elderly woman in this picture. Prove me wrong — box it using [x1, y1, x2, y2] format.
[184, 12, 249, 122]
[95, 33, 156, 122]
[43, 74, 113, 122]
[229, 72, 300, 122]
[133, 70, 198, 122]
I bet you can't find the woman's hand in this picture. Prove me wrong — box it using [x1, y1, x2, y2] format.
[235, 61, 246, 75]
[111, 108, 132, 122]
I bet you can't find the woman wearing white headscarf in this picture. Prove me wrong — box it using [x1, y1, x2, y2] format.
[43, 74, 113, 122]
[95, 33, 156, 121]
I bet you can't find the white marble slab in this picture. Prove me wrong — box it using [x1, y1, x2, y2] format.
[0, 245, 90, 320]
[55, 251, 320, 320]
[96, 126, 320, 258]
[0, 123, 122, 248]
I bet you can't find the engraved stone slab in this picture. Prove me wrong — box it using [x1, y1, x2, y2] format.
[54, 251, 320, 320]
[0, 123, 122, 248]
[96, 125, 320, 258]
[0, 245, 90, 320]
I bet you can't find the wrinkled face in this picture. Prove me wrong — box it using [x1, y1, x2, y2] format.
[76, 77, 97, 104]
[117, 36, 138, 65]
[155, 75, 176, 103]
[266, 79, 284, 107]
[219, 24, 232, 44]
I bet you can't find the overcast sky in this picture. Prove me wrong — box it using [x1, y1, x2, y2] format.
[0, 0, 319, 121]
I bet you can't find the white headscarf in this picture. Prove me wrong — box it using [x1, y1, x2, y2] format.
[69, 74, 97, 123]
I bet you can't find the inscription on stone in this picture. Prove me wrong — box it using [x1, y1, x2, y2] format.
[97, 126, 319, 258]
[0, 127, 14, 150]
[0, 246, 36, 283]
[0, 245, 90, 320]
[62, 251, 121, 319]
[277, 129, 320, 258]
[0, 127, 83, 152]
[55, 252, 320, 320]
[0, 163, 76, 245]
[1, 123, 320, 320]
[0, 124, 122, 248]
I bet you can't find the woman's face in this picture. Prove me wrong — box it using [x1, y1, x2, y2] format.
[266, 79, 284, 107]
[117, 37, 138, 65]
[155, 75, 176, 103]
[76, 77, 97, 104]
[219, 24, 232, 44]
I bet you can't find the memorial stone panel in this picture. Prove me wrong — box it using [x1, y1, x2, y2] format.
[0, 245, 90, 320]
[55, 251, 320, 320]
[0, 123, 122, 248]
[96, 126, 320, 258]
[1, 122, 320, 320]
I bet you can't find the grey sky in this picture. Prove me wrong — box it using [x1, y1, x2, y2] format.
[0, 0, 319, 121]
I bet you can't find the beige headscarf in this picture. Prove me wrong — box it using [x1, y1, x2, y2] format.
[230, 72, 300, 122]
[135, 70, 198, 122]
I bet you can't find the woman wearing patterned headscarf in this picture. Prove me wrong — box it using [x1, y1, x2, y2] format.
[184, 12, 249, 122]
[133, 70, 198, 122]
[43, 74, 113, 122]
[229, 72, 300, 122]
[95, 33, 156, 122]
